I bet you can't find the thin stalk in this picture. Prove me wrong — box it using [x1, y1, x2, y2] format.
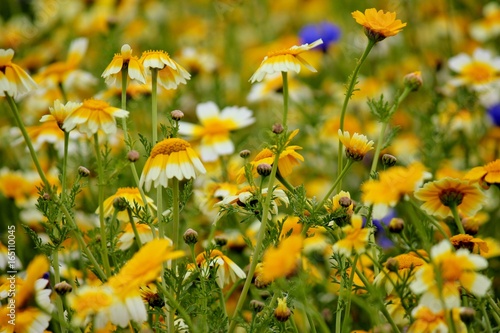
[369, 86, 412, 175]
[53, 249, 67, 333]
[93, 133, 111, 276]
[486, 294, 500, 326]
[315, 159, 354, 214]
[335, 256, 346, 333]
[172, 178, 180, 250]
[450, 204, 465, 235]
[155, 282, 199, 333]
[289, 315, 300, 333]
[337, 40, 376, 187]
[341, 254, 358, 333]
[480, 301, 493, 333]
[151, 68, 159, 144]
[127, 208, 142, 249]
[282, 71, 289, 127]
[61, 131, 70, 204]
[228, 150, 281, 333]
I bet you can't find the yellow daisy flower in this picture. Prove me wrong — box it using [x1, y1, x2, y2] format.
[140, 50, 191, 89]
[195, 249, 246, 287]
[274, 297, 292, 322]
[410, 240, 491, 311]
[67, 285, 116, 329]
[337, 129, 374, 161]
[118, 222, 158, 251]
[102, 44, 146, 87]
[414, 177, 486, 219]
[448, 48, 500, 92]
[373, 253, 426, 295]
[450, 234, 488, 255]
[62, 99, 129, 137]
[98, 187, 156, 221]
[351, 8, 407, 42]
[407, 305, 466, 333]
[139, 138, 206, 192]
[464, 159, 500, 189]
[40, 100, 82, 129]
[256, 234, 303, 285]
[0, 48, 38, 98]
[249, 39, 323, 83]
[332, 214, 370, 256]
[178, 101, 255, 162]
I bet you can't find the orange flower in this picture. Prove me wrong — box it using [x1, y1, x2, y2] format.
[0, 48, 37, 98]
[102, 44, 146, 87]
[352, 8, 407, 42]
[337, 130, 374, 161]
[332, 214, 370, 256]
[464, 159, 500, 189]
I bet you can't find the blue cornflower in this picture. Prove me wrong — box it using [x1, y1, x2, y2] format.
[299, 21, 341, 52]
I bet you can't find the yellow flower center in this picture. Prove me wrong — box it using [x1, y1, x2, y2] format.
[396, 254, 425, 270]
[199, 117, 236, 135]
[82, 99, 110, 110]
[461, 61, 496, 85]
[73, 289, 112, 312]
[150, 138, 191, 158]
[440, 257, 463, 281]
[267, 48, 300, 57]
[116, 187, 140, 195]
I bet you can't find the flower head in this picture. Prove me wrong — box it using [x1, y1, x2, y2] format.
[352, 8, 407, 42]
[0, 48, 38, 98]
[178, 101, 255, 162]
[62, 99, 128, 136]
[249, 39, 323, 83]
[414, 177, 486, 219]
[140, 138, 206, 191]
[140, 50, 191, 89]
[448, 48, 500, 92]
[373, 253, 426, 295]
[337, 129, 374, 161]
[195, 250, 246, 287]
[407, 305, 466, 333]
[464, 159, 500, 189]
[256, 235, 303, 285]
[410, 240, 491, 311]
[299, 21, 341, 52]
[332, 214, 370, 256]
[98, 187, 156, 221]
[40, 100, 83, 129]
[102, 44, 146, 87]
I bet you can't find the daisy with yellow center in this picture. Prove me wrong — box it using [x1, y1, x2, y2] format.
[373, 253, 426, 295]
[67, 285, 116, 329]
[178, 101, 255, 162]
[102, 44, 146, 87]
[139, 138, 206, 192]
[337, 129, 374, 161]
[351, 8, 407, 42]
[464, 159, 500, 189]
[140, 50, 191, 89]
[325, 190, 354, 215]
[40, 100, 82, 130]
[450, 234, 489, 255]
[236, 130, 304, 183]
[195, 249, 246, 287]
[249, 39, 323, 83]
[0, 48, 38, 98]
[414, 177, 486, 219]
[62, 99, 128, 137]
[361, 162, 432, 218]
[99, 187, 157, 221]
[470, 2, 500, 42]
[332, 214, 370, 256]
[407, 305, 466, 333]
[448, 48, 500, 92]
[118, 222, 158, 251]
[410, 240, 491, 312]
[255, 234, 303, 285]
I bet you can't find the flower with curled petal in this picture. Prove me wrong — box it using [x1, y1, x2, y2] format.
[352, 8, 407, 42]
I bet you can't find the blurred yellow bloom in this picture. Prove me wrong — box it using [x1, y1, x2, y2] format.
[337, 129, 374, 161]
[140, 50, 191, 89]
[195, 249, 246, 287]
[332, 214, 370, 256]
[62, 99, 128, 137]
[102, 44, 146, 87]
[118, 222, 158, 251]
[40, 100, 82, 129]
[352, 8, 407, 41]
[99, 187, 156, 221]
[373, 253, 425, 295]
[414, 177, 486, 219]
[0, 48, 37, 98]
[408, 305, 466, 333]
[249, 39, 323, 83]
[139, 138, 206, 192]
[464, 159, 500, 189]
[448, 48, 500, 92]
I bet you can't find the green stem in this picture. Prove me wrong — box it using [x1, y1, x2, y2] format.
[315, 159, 354, 214]
[282, 71, 289, 127]
[151, 68, 159, 144]
[369, 86, 412, 176]
[480, 301, 493, 333]
[61, 131, 69, 204]
[53, 249, 67, 333]
[337, 40, 376, 187]
[335, 256, 346, 333]
[155, 282, 199, 333]
[450, 204, 465, 235]
[486, 294, 500, 326]
[228, 148, 282, 333]
[172, 178, 180, 250]
[289, 315, 300, 333]
[93, 133, 111, 277]
[341, 255, 358, 333]
[127, 208, 142, 249]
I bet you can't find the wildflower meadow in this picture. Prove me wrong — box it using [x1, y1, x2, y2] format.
[1, 0, 500, 332]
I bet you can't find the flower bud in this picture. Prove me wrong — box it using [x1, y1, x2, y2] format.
[183, 228, 199, 245]
[171, 110, 184, 121]
[257, 163, 272, 177]
[239, 149, 251, 158]
[385, 258, 399, 272]
[381, 154, 397, 167]
[272, 123, 284, 134]
[127, 150, 140, 162]
[78, 166, 90, 177]
[274, 297, 291, 322]
[250, 300, 265, 313]
[388, 218, 404, 233]
[214, 235, 227, 247]
[113, 197, 128, 211]
[404, 71, 423, 92]
[54, 281, 73, 295]
[459, 307, 476, 324]
[42, 192, 51, 200]
[338, 196, 352, 208]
